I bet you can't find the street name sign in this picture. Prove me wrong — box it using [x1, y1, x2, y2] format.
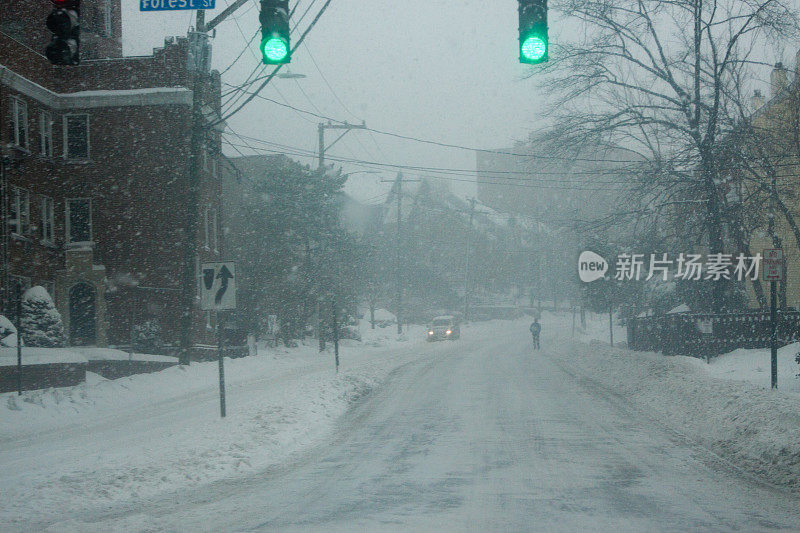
[140, 0, 215, 11]
[201, 262, 237, 311]
[763, 249, 784, 282]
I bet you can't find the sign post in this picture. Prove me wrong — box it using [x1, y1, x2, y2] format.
[16, 281, 23, 395]
[763, 249, 783, 389]
[331, 300, 339, 373]
[201, 262, 237, 417]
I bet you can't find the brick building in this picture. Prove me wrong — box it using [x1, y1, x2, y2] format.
[1, 0, 224, 355]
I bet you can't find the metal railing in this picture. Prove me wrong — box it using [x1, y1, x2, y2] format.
[627, 311, 800, 358]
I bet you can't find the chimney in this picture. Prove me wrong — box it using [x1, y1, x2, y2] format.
[751, 89, 764, 111]
[771, 62, 788, 98]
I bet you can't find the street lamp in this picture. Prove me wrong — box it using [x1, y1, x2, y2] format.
[277, 70, 307, 79]
[341, 170, 380, 179]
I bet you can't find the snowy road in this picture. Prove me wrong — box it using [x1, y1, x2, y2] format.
[68, 327, 800, 532]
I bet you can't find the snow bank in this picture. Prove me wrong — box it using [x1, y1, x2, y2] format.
[547, 314, 800, 491]
[74, 347, 178, 363]
[685, 343, 800, 394]
[0, 347, 87, 367]
[0, 322, 435, 527]
[0, 346, 178, 367]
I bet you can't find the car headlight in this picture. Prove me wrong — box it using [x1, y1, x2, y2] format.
[428, 331, 434, 335]
[446, 330, 452, 335]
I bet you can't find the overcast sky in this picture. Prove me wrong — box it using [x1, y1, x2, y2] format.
[122, 0, 547, 203]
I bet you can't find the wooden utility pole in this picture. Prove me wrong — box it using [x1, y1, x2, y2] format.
[463, 198, 476, 320]
[317, 121, 366, 170]
[395, 175, 404, 335]
[178, 2, 254, 366]
[178, 9, 208, 366]
[381, 174, 420, 334]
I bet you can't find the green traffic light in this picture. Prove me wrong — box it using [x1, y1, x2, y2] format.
[261, 36, 289, 63]
[521, 35, 547, 62]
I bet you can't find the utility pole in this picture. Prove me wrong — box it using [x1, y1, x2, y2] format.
[381, 173, 420, 335]
[312, 121, 367, 347]
[178, 9, 208, 366]
[16, 280, 22, 395]
[463, 197, 476, 320]
[178, 2, 248, 366]
[395, 174, 404, 335]
[317, 121, 367, 170]
[332, 299, 339, 373]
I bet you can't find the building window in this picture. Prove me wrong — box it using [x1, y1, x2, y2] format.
[39, 112, 53, 158]
[103, 0, 113, 36]
[41, 196, 55, 244]
[66, 198, 92, 244]
[10, 97, 28, 149]
[9, 187, 30, 236]
[204, 208, 218, 252]
[64, 114, 89, 160]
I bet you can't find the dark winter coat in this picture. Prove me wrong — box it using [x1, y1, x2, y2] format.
[529, 322, 541, 336]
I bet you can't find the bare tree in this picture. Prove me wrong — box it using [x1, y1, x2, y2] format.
[536, 0, 798, 310]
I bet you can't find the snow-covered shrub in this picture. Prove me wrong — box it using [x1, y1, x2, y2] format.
[0, 314, 18, 347]
[131, 319, 162, 353]
[795, 351, 799, 378]
[20, 286, 65, 347]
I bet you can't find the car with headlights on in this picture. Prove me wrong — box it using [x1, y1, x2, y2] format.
[426, 315, 460, 341]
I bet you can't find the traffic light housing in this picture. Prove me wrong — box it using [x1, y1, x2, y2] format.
[46, 0, 80, 65]
[519, 0, 548, 64]
[260, 0, 291, 64]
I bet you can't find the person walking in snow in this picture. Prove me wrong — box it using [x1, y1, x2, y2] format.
[529, 318, 541, 350]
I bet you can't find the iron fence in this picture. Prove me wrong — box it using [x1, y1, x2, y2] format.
[627, 311, 800, 358]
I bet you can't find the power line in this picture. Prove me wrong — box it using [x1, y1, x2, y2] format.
[219, 1, 323, 113]
[218, 0, 335, 124]
[291, 0, 318, 33]
[223, 133, 642, 181]
[220, 139, 629, 191]
[302, 41, 358, 119]
[218, 27, 259, 76]
[218, 82, 660, 165]
[221, 138, 638, 183]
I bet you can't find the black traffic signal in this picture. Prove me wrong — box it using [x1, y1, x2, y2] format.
[260, 0, 291, 64]
[46, 0, 80, 65]
[519, 0, 548, 64]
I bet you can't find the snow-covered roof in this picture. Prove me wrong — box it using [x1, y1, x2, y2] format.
[0, 66, 192, 110]
[667, 304, 691, 314]
[372, 308, 396, 322]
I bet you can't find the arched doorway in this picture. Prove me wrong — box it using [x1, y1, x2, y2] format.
[70, 282, 96, 346]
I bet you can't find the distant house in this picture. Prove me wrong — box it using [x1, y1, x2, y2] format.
[719, 57, 800, 309]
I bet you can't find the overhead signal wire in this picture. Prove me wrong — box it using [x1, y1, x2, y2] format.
[219, 139, 633, 191]
[223, 133, 644, 182]
[218, 0, 335, 124]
